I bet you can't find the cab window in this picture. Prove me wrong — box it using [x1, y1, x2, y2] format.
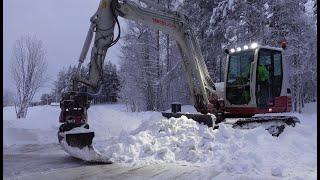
[226, 50, 254, 105]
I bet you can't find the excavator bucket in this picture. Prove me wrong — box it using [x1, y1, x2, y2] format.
[65, 132, 95, 149]
[58, 124, 95, 149]
[58, 128, 112, 164]
[162, 112, 215, 127]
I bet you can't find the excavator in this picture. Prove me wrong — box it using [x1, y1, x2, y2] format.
[58, 0, 299, 163]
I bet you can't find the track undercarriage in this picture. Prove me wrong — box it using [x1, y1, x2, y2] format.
[163, 112, 299, 137]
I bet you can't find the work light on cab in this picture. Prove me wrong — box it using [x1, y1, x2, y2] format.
[250, 42, 258, 49]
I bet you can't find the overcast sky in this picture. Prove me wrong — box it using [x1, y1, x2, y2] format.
[3, 0, 127, 101]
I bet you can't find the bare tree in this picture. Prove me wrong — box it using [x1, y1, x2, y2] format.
[10, 35, 48, 118]
[3, 89, 15, 107]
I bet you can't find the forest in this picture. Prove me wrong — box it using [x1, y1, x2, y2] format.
[10, 0, 316, 114]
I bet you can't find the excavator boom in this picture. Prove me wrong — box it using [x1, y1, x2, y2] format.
[75, 0, 218, 113]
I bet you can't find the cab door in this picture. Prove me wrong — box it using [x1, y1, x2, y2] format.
[256, 49, 283, 108]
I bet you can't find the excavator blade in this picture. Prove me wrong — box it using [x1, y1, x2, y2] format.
[162, 112, 299, 136]
[58, 125, 112, 164]
[65, 132, 95, 149]
[162, 112, 216, 127]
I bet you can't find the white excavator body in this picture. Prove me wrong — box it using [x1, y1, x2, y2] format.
[58, 0, 299, 163]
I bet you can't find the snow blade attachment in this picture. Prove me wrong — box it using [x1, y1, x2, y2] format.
[58, 123, 94, 149]
[231, 116, 300, 136]
[65, 132, 95, 149]
[162, 112, 216, 127]
[58, 124, 112, 164]
[59, 137, 112, 164]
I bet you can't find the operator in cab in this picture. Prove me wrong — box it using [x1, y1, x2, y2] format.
[257, 63, 270, 107]
[240, 64, 251, 103]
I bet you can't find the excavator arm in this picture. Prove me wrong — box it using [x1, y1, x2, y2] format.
[76, 0, 219, 114]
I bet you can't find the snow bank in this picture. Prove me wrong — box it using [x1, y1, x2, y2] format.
[3, 104, 146, 147]
[102, 115, 217, 164]
[99, 103, 317, 178]
[87, 104, 158, 141]
[3, 105, 61, 147]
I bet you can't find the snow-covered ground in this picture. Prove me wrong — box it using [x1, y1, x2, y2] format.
[3, 103, 317, 179]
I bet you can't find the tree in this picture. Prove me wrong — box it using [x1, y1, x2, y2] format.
[40, 93, 53, 105]
[264, 0, 315, 112]
[3, 89, 15, 107]
[118, 21, 158, 111]
[119, 14, 192, 112]
[91, 62, 120, 104]
[51, 68, 68, 102]
[10, 35, 48, 118]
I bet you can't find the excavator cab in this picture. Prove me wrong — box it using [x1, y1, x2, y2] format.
[224, 43, 292, 117]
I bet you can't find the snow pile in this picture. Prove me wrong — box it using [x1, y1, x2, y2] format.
[99, 103, 316, 178]
[103, 115, 217, 164]
[86, 104, 158, 141]
[102, 115, 269, 174]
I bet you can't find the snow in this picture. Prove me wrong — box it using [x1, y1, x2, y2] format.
[64, 126, 94, 134]
[59, 140, 111, 163]
[164, 104, 199, 114]
[271, 166, 283, 177]
[100, 115, 217, 164]
[3, 102, 317, 179]
[3, 105, 60, 147]
[305, 0, 315, 17]
[172, 0, 184, 9]
[228, 0, 235, 11]
[50, 102, 59, 106]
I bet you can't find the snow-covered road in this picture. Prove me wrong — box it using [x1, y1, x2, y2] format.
[3, 103, 317, 179]
[4, 143, 224, 180]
